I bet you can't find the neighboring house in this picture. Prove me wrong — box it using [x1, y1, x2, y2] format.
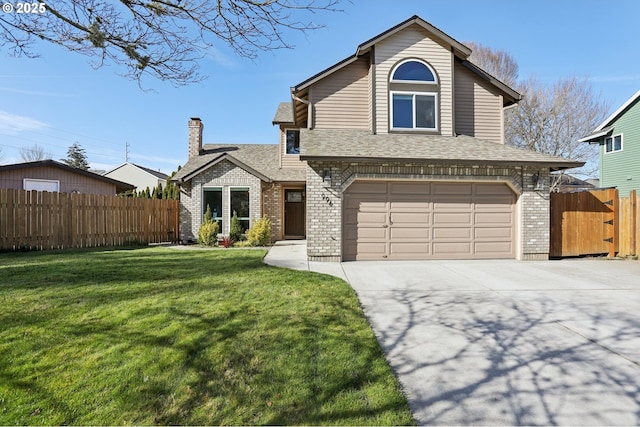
[551, 174, 596, 193]
[103, 162, 169, 193]
[173, 15, 582, 261]
[579, 89, 640, 196]
[0, 160, 134, 195]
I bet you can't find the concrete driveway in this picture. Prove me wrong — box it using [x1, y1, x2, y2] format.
[341, 259, 640, 426]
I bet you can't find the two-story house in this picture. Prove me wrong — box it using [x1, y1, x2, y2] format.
[579, 88, 640, 196]
[173, 15, 582, 261]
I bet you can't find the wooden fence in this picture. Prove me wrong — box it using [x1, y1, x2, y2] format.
[0, 189, 180, 251]
[550, 188, 640, 258]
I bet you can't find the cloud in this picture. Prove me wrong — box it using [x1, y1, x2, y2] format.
[0, 110, 49, 133]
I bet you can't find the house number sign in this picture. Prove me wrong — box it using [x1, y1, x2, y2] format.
[321, 193, 333, 206]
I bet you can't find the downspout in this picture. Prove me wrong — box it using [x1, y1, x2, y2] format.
[291, 93, 313, 129]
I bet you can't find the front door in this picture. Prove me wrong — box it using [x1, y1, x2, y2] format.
[284, 189, 305, 238]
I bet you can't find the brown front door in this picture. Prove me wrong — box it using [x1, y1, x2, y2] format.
[284, 189, 305, 238]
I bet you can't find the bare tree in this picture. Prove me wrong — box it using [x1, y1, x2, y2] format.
[467, 43, 608, 182]
[0, 0, 342, 86]
[20, 144, 51, 161]
[507, 76, 608, 184]
[466, 41, 519, 88]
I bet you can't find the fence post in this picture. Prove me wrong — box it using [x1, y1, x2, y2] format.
[611, 189, 620, 257]
[631, 190, 637, 256]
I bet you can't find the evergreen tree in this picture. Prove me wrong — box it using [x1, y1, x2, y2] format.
[61, 143, 90, 170]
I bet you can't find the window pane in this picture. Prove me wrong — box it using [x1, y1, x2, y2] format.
[415, 95, 436, 129]
[204, 189, 223, 230]
[286, 130, 300, 154]
[605, 137, 613, 153]
[231, 189, 250, 232]
[393, 61, 435, 82]
[614, 135, 622, 151]
[392, 94, 413, 128]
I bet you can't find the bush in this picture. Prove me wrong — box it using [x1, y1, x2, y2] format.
[230, 211, 244, 242]
[198, 221, 219, 246]
[198, 206, 219, 246]
[246, 216, 272, 246]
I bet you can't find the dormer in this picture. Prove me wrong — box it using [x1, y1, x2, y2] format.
[272, 102, 306, 169]
[288, 15, 520, 144]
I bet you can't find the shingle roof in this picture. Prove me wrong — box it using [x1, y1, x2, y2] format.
[299, 129, 584, 170]
[132, 163, 169, 180]
[272, 102, 294, 124]
[172, 144, 305, 183]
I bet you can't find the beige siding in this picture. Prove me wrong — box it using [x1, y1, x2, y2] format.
[454, 62, 504, 143]
[374, 24, 454, 135]
[309, 56, 369, 129]
[0, 166, 117, 195]
[279, 127, 307, 169]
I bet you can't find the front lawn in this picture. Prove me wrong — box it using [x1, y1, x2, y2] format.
[0, 247, 413, 425]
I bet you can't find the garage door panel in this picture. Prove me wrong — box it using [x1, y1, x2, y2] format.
[434, 182, 472, 195]
[433, 212, 472, 224]
[389, 182, 432, 195]
[475, 212, 513, 225]
[391, 227, 430, 239]
[433, 227, 472, 239]
[433, 242, 472, 255]
[344, 181, 515, 260]
[474, 227, 512, 239]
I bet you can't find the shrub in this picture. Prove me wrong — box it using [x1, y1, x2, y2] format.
[230, 211, 244, 242]
[198, 206, 219, 246]
[220, 236, 233, 248]
[198, 221, 219, 246]
[246, 216, 272, 246]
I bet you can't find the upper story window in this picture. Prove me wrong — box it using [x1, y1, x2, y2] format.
[390, 59, 439, 131]
[605, 134, 622, 153]
[285, 129, 300, 154]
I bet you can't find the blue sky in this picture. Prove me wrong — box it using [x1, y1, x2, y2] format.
[1, 0, 639, 175]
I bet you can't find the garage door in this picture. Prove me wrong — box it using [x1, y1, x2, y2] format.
[343, 181, 516, 261]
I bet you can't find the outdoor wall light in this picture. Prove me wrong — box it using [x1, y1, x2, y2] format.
[532, 172, 544, 191]
[322, 170, 332, 188]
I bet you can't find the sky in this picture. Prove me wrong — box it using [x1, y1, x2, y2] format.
[1, 0, 639, 176]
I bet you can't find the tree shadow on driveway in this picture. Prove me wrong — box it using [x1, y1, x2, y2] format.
[353, 280, 640, 425]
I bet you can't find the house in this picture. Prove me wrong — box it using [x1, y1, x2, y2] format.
[579, 89, 640, 196]
[173, 15, 582, 261]
[0, 160, 134, 195]
[103, 162, 169, 193]
[550, 173, 597, 193]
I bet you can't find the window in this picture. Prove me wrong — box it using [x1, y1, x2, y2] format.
[389, 59, 438, 131]
[230, 188, 250, 232]
[23, 178, 60, 192]
[391, 92, 437, 130]
[285, 129, 300, 154]
[203, 188, 223, 230]
[605, 134, 623, 153]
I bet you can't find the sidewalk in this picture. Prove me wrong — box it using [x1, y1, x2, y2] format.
[263, 240, 349, 283]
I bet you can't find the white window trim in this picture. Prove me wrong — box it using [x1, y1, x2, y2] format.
[23, 178, 60, 192]
[604, 133, 623, 154]
[283, 128, 301, 156]
[390, 59, 438, 84]
[390, 90, 439, 131]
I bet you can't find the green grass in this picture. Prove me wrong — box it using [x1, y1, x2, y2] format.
[0, 247, 414, 425]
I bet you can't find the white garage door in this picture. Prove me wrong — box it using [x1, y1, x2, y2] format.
[343, 181, 516, 261]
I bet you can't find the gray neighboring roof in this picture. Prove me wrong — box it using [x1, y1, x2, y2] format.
[298, 129, 584, 170]
[104, 162, 169, 179]
[578, 125, 614, 143]
[172, 144, 305, 183]
[272, 102, 295, 125]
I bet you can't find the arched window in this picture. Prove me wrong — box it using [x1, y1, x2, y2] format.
[390, 59, 438, 131]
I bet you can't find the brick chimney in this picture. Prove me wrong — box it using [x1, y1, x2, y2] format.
[188, 117, 203, 158]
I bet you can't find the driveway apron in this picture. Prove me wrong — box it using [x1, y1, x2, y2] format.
[342, 259, 640, 426]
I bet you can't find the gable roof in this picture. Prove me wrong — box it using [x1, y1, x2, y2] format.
[298, 129, 583, 171]
[172, 144, 305, 183]
[0, 160, 135, 191]
[104, 162, 169, 180]
[272, 102, 294, 125]
[580, 88, 640, 142]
